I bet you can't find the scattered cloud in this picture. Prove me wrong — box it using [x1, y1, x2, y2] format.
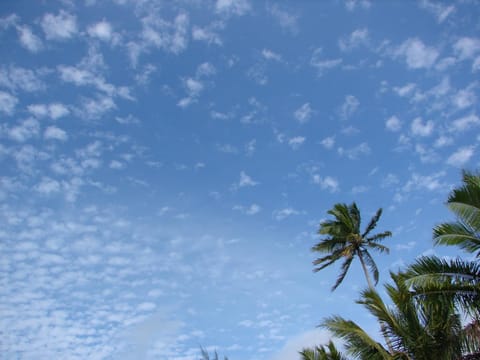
[310, 48, 342, 76]
[419, 0, 455, 23]
[411, 117, 434, 137]
[233, 203, 261, 215]
[267, 4, 299, 33]
[453, 37, 480, 61]
[338, 142, 371, 159]
[236, 171, 258, 188]
[339, 95, 359, 119]
[41, 10, 78, 41]
[395, 38, 439, 69]
[446, 146, 475, 167]
[312, 175, 339, 192]
[16, 25, 43, 52]
[294, 103, 313, 124]
[339, 28, 369, 51]
[273, 207, 300, 221]
[215, 0, 251, 16]
[320, 136, 335, 149]
[288, 136, 306, 150]
[385, 116, 402, 132]
[449, 114, 479, 132]
[44, 126, 68, 141]
[0, 91, 18, 115]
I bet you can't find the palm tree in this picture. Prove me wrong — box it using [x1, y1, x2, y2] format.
[433, 170, 480, 256]
[199, 348, 229, 360]
[300, 340, 347, 360]
[312, 202, 392, 291]
[321, 273, 466, 360]
[405, 171, 480, 315]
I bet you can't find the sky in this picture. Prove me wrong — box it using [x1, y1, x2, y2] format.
[0, 0, 479, 359]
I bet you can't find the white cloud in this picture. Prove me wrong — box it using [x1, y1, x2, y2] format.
[215, 0, 250, 16]
[434, 135, 453, 148]
[139, 12, 189, 58]
[267, 4, 299, 33]
[0, 65, 45, 92]
[35, 177, 61, 194]
[453, 37, 480, 60]
[9, 118, 40, 142]
[271, 329, 332, 360]
[192, 26, 222, 45]
[446, 146, 475, 167]
[393, 83, 416, 97]
[16, 25, 43, 52]
[245, 139, 256, 156]
[450, 114, 479, 132]
[352, 185, 369, 194]
[385, 116, 402, 131]
[49, 103, 70, 119]
[0, 91, 18, 115]
[338, 142, 371, 159]
[411, 117, 434, 137]
[320, 136, 335, 149]
[78, 95, 116, 120]
[262, 49, 282, 62]
[273, 207, 300, 221]
[340, 95, 359, 119]
[294, 103, 313, 124]
[312, 175, 339, 192]
[452, 87, 476, 109]
[28, 103, 69, 119]
[419, 0, 455, 23]
[196, 62, 216, 77]
[238, 171, 258, 188]
[41, 10, 78, 41]
[310, 48, 343, 76]
[233, 204, 261, 215]
[288, 136, 306, 150]
[44, 126, 68, 141]
[403, 172, 446, 192]
[339, 28, 369, 51]
[395, 38, 439, 69]
[87, 20, 114, 42]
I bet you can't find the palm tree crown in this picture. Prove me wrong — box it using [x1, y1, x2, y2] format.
[433, 170, 480, 256]
[312, 202, 392, 290]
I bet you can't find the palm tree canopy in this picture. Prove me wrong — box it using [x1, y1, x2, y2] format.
[404, 256, 480, 316]
[321, 273, 465, 360]
[433, 170, 480, 256]
[312, 202, 391, 290]
[299, 340, 348, 360]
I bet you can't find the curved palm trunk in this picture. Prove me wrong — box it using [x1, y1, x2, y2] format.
[358, 253, 395, 355]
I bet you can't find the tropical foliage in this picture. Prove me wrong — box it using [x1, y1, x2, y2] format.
[300, 340, 346, 360]
[303, 170, 480, 360]
[312, 202, 391, 290]
[406, 170, 480, 316]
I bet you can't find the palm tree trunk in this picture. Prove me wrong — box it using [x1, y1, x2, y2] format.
[358, 253, 395, 355]
[358, 253, 375, 290]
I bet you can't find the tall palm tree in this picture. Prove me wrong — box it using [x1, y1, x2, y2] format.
[300, 340, 347, 360]
[199, 348, 229, 360]
[312, 202, 392, 291]
[405, 171, 480, 315]
[321, 273, 466, 360]
[433, 170, 480, 256]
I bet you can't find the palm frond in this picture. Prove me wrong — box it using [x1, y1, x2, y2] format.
[362, 208, 383, 238]
[321, 316, 391, 360]
[433, 222, 480, 255]
[332, 255, 354, 291]
[366, 231, 393, 244]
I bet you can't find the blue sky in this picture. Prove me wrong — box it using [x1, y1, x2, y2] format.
[0, 0, 479, 359]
